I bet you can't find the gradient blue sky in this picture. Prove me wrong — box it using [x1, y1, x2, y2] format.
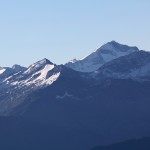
[0, 0, 150, 67]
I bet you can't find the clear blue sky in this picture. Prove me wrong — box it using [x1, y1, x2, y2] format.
[0, 0, 150, 67]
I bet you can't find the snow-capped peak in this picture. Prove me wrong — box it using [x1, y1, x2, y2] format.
[3, 58, 60, 89]
[97, 41, 139, 54]
[36, 58, 53, 65]
[29, 58, 53, 68]
[22, 63, 60, 87]
[0, 60, 61, 116]
[65, 41, 139, 72]
[24, 58, 54, 75]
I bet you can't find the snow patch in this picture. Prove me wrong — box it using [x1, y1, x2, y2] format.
[56, 92, 80, 100]
[36, 64, 55, 80]
[4, 64, 60, 89]
[0, 68, 6, 74]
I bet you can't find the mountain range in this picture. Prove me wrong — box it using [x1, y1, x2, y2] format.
[0, 41, 150, 150]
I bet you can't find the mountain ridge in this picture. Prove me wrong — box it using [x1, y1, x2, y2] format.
[65, 41, 139, 72]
